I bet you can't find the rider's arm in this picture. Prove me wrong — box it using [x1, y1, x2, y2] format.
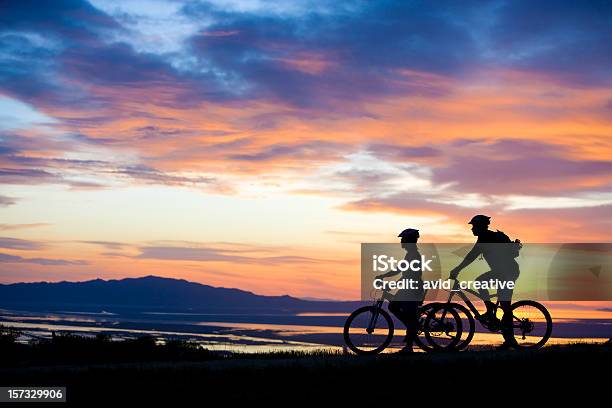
[451, 244, 481, 276]
[376, 269, 400, 279]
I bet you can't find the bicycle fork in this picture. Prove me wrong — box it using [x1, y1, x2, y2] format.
[438, 290, 457, 320]
[367, 301, 383, 334]
[433, 290, 459, 333]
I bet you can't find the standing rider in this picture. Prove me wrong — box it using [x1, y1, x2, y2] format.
[376, 228, 425, 353]
[449, 215, 520, 349]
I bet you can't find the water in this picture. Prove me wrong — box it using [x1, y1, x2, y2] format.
[1, 307, 609, 353]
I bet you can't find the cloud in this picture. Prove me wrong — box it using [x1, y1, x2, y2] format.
[0, 223, 51, 231]
[0, 252, 86, 266]
[78, 240, 128, 250]
[0, 132, 112, 186]
[342, 139, 612, 199]
[0, 168, 60, 184]
[228, 140, 348, 162]
[431, 139, 612, 195]
[136, 245, 336, 265]
[341, 194, 474, 220]
[367, 143, 441, 161]
[61, 43, 177, 86]
[0, 0, 225, 115]
[0, 237, 46, 250]
[486, 0, 612, 86]
[0, 0, 118, 39]
[1, 1, 610, 189]
[112, 164, 216, 186]
[341, 191, 612, 241]
[0, 131, 221, 190]
[338, 140, 612, 226]
[0, 195, 17, 207]
[2, 0, 611, 117]
[0, 0, 120, 105]
[186, 1, 472, 107]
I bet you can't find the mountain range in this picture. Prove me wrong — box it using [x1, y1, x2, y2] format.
[0, 275, 360, 313]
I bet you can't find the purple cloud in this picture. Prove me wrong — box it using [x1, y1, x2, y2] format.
[228, 140, 349, 162]
[136, 245, 335, 265]
[0, 237, 46, 250]
[431, 139, 612, 195]
[0, 195, 17, 207]
[0, 252, 86, 266]
[367, 143, 441, 161]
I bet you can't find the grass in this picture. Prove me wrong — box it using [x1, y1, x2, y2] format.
[1, 325, 610, 403]
[1, 324, 349, 367]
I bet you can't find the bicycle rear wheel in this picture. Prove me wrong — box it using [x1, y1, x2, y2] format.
[508, 300, 553, 349]
[414, 302, 440, 352]
[447, 302, 475, 350]
[343, 306, 394, 354]
[423, 304, 463, 351]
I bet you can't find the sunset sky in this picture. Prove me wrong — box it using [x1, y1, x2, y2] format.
[1, 0, 611, 300]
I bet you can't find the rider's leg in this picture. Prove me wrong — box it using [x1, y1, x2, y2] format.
[475, 271, 496, 317]
[498, 300, 513, 348]
[498, 268, 519, 347]
[388, 301, 410, 327]
[389, 300, 417, 350]
[388, 300, 400, 318]
[402, 301, 419, 344]
[397, 301, 419, 353]
[389, 289, 412, 325]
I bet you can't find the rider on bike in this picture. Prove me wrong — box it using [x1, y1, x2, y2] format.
[375, 228, 425, 353]
[449, 215, 519, 349]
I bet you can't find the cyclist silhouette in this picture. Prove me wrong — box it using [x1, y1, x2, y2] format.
[375, 228, 424, 353]
[449, 214, 520, 349]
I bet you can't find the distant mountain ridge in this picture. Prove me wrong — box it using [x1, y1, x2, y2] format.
[0, 275, 360, 313]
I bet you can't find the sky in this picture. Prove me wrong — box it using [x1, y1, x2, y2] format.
[0, 0, 611, 300]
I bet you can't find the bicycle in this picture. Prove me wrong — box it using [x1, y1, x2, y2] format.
[426, 277, 553, 350]
[343, 287, 463, 354]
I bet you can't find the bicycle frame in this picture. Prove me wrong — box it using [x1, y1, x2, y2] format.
[368, 288, 434, 334]
[356, 280, 552, 350]
[445, 279, 500, 323]
[345, 286, 465, 353]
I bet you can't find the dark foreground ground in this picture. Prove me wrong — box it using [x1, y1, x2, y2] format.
[0, 334, 610, 405]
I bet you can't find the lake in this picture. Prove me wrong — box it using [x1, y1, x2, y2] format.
[1, 306, 610, 353]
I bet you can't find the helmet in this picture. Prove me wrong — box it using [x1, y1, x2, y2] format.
[398, 228, 419, 238]
[468, 214, 490, 226]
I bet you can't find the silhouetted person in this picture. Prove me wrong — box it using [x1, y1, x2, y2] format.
[449, 214, 520, 349]
[376, 228, 424, 353]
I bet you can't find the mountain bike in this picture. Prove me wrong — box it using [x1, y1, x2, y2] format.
[343, 287, 463, 354]
[426, 278, 553, 350]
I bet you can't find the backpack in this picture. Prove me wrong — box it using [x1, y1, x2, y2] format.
[495, 230, 522, 258]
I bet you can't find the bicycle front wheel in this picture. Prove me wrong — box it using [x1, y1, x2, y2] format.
[508, 300, 553, 349]
[343, 306, 394, 354]
[423, 304, 463, 351]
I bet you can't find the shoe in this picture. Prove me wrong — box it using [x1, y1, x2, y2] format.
[396, 345, 414, 354]
[480, 310, 498, 323]
[496, 342, 513, 351]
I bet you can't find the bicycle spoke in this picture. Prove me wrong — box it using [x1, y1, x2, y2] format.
[424, 305, 462, 350]
[344, 306, 394, 354]
[509, 302, 552, 349]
